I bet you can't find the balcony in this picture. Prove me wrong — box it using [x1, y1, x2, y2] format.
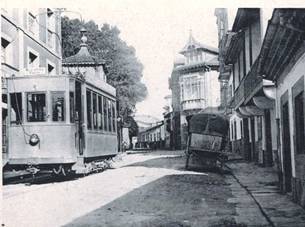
[181, 98, 206, 111]
[231, 58, 262, 109]
[244, 59, 263, 103]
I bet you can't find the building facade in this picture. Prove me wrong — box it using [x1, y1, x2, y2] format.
[219, 9, 276, 167]
[214, 8, 230, 109]
[162, 95, 173, 149]
[217, 7, 305, 208]
[137, 122, 165, 149]
[1, 8, 62, 166]
[169, 32, 220, 149]
[257, 9, 305, 207]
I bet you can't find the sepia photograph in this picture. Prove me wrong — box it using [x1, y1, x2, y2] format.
[1, 0, 305, 226]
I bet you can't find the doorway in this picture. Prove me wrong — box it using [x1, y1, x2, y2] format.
[243, 118, 251, 161]
[282, 101, 292, 192]
[75, 80, 84, 155]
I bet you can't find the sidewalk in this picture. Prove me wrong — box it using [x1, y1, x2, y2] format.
[226, 158, 305, 227]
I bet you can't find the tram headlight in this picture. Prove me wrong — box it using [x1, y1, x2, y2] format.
[29, 134, 40, 146]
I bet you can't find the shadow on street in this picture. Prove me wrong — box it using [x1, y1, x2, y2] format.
[64, 173, 236, 227]
[64, 155, 244, 227]
[125, 153, 231, 175]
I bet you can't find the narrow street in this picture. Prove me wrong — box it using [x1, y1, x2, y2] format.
[2, 6, 305, 227]
[3, 150, 269, 227]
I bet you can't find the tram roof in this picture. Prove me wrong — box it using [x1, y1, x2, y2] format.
[63, 30, 106, 67]
[62, 45, 105, 66]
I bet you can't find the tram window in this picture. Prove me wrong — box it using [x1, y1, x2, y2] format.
[27, 93, 46, 122]
[86, 90, 92, 130]
[9, 93, 22, 124]
[93, 93, 98, 129]
[112, 101, 116, 132]
[51, 92, 65, 122]
[98, 95, 103, 130]
[70, 92, 75, 123]
[103, 96, 107, 131]
[108, 99, 112, 132]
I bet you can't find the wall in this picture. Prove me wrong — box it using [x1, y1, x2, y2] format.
[244, 27, 251, 74]
[206, 70, 221, 107]
[23, 35, 61, 74]
[170, 71, 181, 112]
[2, 9, 62, 76]
[276, 52, 305, 207]
[1, 14, 20, 70]
[276, 53, 305, 177]
[251, 19, 262, 62]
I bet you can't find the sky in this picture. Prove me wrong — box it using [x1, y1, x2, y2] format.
[5, 0, 305, 119]
[68, 1, 227, 119]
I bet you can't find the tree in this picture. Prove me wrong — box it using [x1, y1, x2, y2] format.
[61, 17, 147, 120]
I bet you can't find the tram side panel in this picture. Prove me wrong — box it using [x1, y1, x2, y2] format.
[9, 125, 77, 165]
[85, 132, 118, 158]
[83, 86, 118, 159]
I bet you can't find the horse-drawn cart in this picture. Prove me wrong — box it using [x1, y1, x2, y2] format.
[185, 113, 229, 170]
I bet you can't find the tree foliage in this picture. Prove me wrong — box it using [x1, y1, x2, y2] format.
[61, 17, 147, 119]
[125, 116, 139, 138]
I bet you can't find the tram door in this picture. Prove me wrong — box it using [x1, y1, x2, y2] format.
[75, 80, 84, 155]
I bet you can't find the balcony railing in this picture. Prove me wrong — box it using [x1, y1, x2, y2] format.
[231, 58, 262, 109]
[232, 75, 245, 108]
[181, 98, 206, 111]
[244, 59, 262, 101]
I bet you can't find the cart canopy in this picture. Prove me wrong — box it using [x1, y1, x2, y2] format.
[187, 113, 229, 137]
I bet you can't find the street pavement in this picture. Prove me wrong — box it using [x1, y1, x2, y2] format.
[65, 150, 268, 227]
[227, 161, 305, 227]
[3, 150, 305, 227]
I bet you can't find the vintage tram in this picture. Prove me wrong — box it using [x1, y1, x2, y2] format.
[5, 32, 118, 175]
